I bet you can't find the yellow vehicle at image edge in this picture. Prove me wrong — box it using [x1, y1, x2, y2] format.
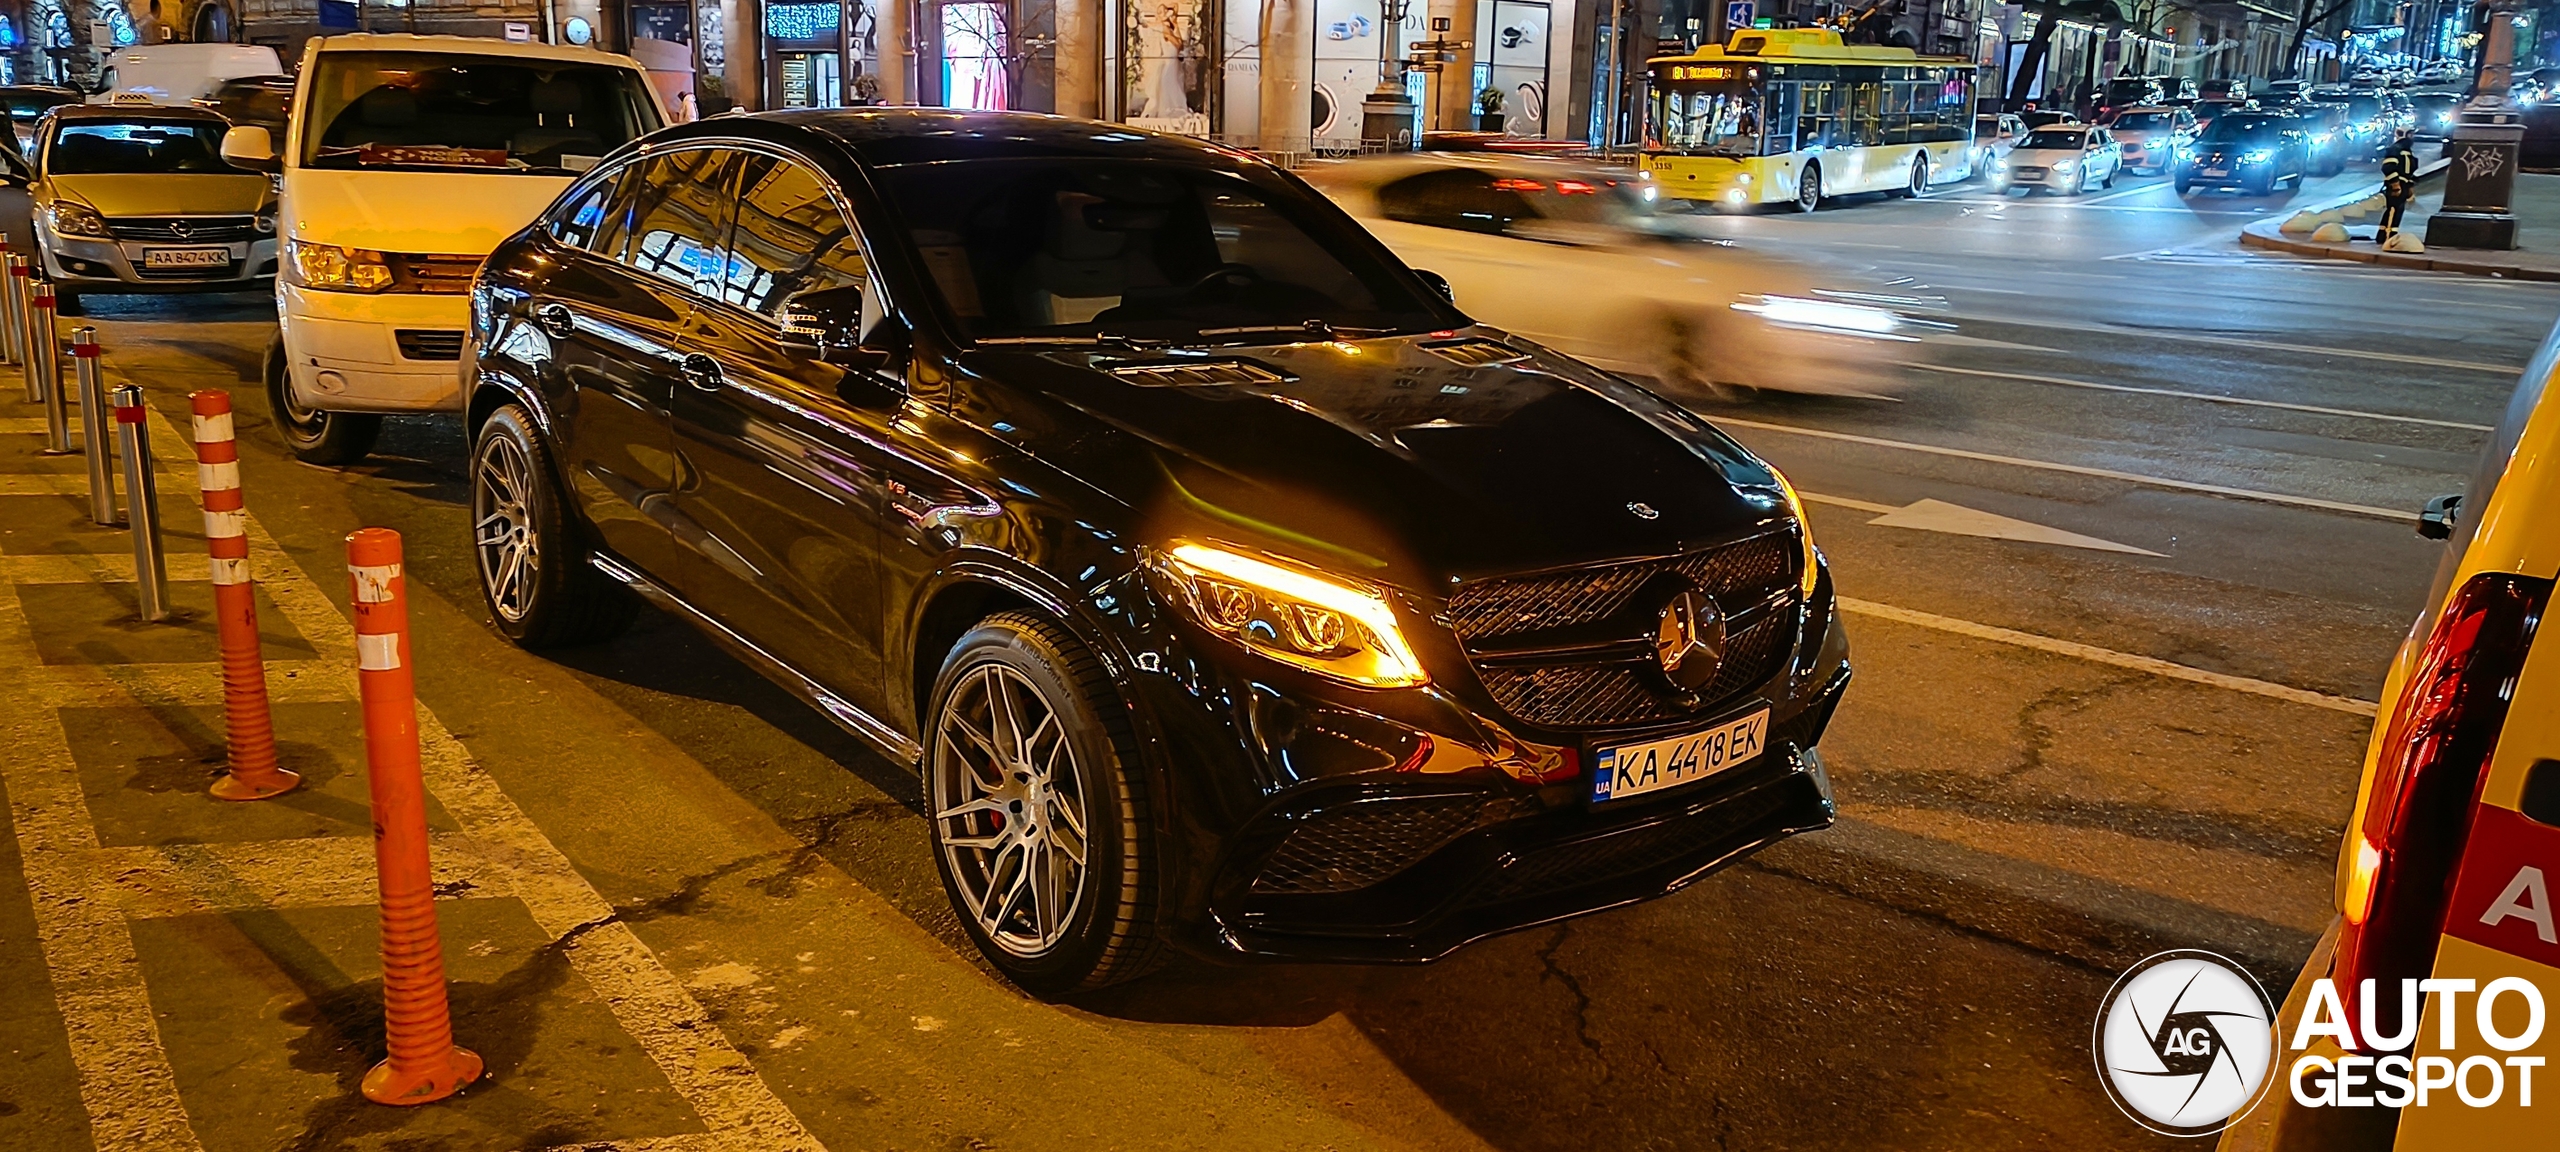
[1643, 28, 1978, 211]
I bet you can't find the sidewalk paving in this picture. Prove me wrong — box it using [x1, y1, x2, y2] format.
[2240, 161, 2560, 279]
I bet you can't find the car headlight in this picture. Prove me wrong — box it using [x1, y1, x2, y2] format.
[46, 201, 108, 238]
[286, 239, 394, 293]
[2241, 149, 2274, 163]
[2054, 159, 2077, 172]
[1151, 541, 1427, 688]
[1772, 470, 1822, 598]
[1732, 294, 1908, 340]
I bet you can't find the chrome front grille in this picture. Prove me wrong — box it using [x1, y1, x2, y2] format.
[390, 253, 481, 295]
[1448, 532, 1800, 731]
[108, 215, 259, 243]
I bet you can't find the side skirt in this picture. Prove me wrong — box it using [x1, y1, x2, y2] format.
[588, 553, 925, 768]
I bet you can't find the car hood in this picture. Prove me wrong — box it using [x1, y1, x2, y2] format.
[2005, 147, 2084, 164]
[963, 332, 1792, 593]
[46, 172, 270, 215]
[283, 167, 570, 255]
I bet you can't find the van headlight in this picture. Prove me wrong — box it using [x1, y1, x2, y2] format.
[46, 201, 109, 238]
[286, 239, 394, 292]
[1151, 541, 1428, 688]
[1732, 294, 1908, 340]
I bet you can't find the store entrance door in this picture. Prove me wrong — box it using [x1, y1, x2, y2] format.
[775, 51, 841, 107]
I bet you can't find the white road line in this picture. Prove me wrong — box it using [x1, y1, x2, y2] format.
[1800, 491, 1898, 514]
[1713, 416, 2421, 521]
[1906, 362, 2499, 431]
[1838, 596, 2379, 717]
[1944, 311, 2525, 374]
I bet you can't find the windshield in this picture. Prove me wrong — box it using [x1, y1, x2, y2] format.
[1652, 84, 1763, 156]
[2019, 128, 2087, 150]
[3, 92, 73, 121]
[47, 119, 242, 175]
[2202, 116, 2281, 143]
[2106, 80, 2154, 104]
[301, 51, 659, 174]
[2112, 111, 2172, 131]
[874, 158, 1459, 346]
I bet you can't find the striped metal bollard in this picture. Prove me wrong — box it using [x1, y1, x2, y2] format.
[0, 246, 23, 369]
[348, 528, 483, 1106]
[74, 327, 116, 526]
[12, 257, 37, 400]
[33, 282, 67, 454]
[191, 389, 299, 801]
[112, 385, 169, 623]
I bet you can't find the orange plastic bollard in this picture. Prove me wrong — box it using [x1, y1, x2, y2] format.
[348, 528, 482, 1106]
[192, 390, 300, 801]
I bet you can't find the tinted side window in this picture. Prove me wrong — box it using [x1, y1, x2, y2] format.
[1375, 170, 1529, 236]
[622, 148, 737, 295]
[720, 153, 867, 318]
[547, 164, 634, 255]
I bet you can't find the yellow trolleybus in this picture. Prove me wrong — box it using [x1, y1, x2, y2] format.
[1644, 28, 1977, 211]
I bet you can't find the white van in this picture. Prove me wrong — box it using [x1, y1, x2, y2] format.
[94, 43, 284, 106]
[219, 33, 666, 463]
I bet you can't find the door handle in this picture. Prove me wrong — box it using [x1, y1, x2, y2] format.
[680, 352, 723, 391]
[533, 302, 574, 339]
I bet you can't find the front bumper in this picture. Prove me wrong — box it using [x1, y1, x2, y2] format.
[1991, 164, 2086, 191]
[280, 284, 470, 413]
[2179, 160, 2277, 190]
[40, 229, 276, 292]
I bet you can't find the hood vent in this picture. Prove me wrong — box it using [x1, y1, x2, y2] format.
[1107, 359, 1289, 387]
[1422, 339, 1530, 368]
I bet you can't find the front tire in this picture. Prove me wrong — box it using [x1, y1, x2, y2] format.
[1791, 163, 1821, 212]
[469, 403, 636, 647]
[927, 613, 1162, 996]
[266, 334, 381, 465]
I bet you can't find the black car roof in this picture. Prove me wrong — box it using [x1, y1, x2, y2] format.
[648, 108, 1255, 170]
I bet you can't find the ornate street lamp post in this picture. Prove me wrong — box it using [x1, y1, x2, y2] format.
[2429, 0, 2523, 249]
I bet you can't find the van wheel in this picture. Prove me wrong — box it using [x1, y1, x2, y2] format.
[266, 334, 380, 465]
[1791, 163, 1821, 212]
[927, 613, 1163, 995]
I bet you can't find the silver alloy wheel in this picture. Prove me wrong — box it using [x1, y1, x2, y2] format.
[933, 664, 1092, 958]
[472, 433, 539, 622]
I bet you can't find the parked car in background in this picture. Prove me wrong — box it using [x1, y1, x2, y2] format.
[1990, 123, 2122, 195]
[0, 85, 79, 153]
[464, 109, 1853, 995]
[2106, 105, 2194, 174]
[221, 32, 665, 465]
[1309, 154, 1917, 398]
[92, 43, 284, 106]
[193, 74, 293, 138]
[2176, 110, 2309, 195]
[30, 104, 276, 313]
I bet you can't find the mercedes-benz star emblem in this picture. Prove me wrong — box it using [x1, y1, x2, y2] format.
[1653, 589, 1727, 691]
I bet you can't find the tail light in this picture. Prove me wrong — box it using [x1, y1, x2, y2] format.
[2334, 572, 2551, 1045]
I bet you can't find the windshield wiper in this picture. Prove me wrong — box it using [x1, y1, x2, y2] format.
[1196, 320, 1394, 342]
[975, 331, 1181, 351]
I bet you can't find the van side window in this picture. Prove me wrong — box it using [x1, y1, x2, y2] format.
[719, 153, 867, 319]
[621, 148, 737, 296]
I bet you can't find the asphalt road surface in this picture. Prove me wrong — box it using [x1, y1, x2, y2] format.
[3, 157, 2541, 1151]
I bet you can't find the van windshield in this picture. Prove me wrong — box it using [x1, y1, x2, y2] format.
[300, 51, 659, 175]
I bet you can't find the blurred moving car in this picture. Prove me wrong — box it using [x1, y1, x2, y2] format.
[2176, 110, 2309, 194]
[30, 104, 276, 313]
[219, 32, 666, 465]
[2289, 103, 2354, 176]
[1307, 154, 1915, 398]
[2220, 317, 2560, 1152]
[1972, 111, 2026, 173]
[466, 110, 1853, 994]
[2106, 105, 2195, 174]
[0, 85, 78, 153]
[92, 43, 284, 106]
[1989, 123, 2122, 195]
[192, 74, 293, 138]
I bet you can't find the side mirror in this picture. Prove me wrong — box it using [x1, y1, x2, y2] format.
[778, 284, 890, 369]
[1413, 268, 1455, 304]
[221, 125, 280, 173]
[2418, 493, 2462, 540]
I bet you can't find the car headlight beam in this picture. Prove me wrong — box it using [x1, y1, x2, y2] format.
[1732, 294, 1911, 341]
[1156, 541, 1428, 688]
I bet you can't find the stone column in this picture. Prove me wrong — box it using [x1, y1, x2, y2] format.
[1260, 0, 1312, 153]
[1055, 0, 1099, 117]
[1430, 0, 1478, 131]
[878, 0, 911, 103]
